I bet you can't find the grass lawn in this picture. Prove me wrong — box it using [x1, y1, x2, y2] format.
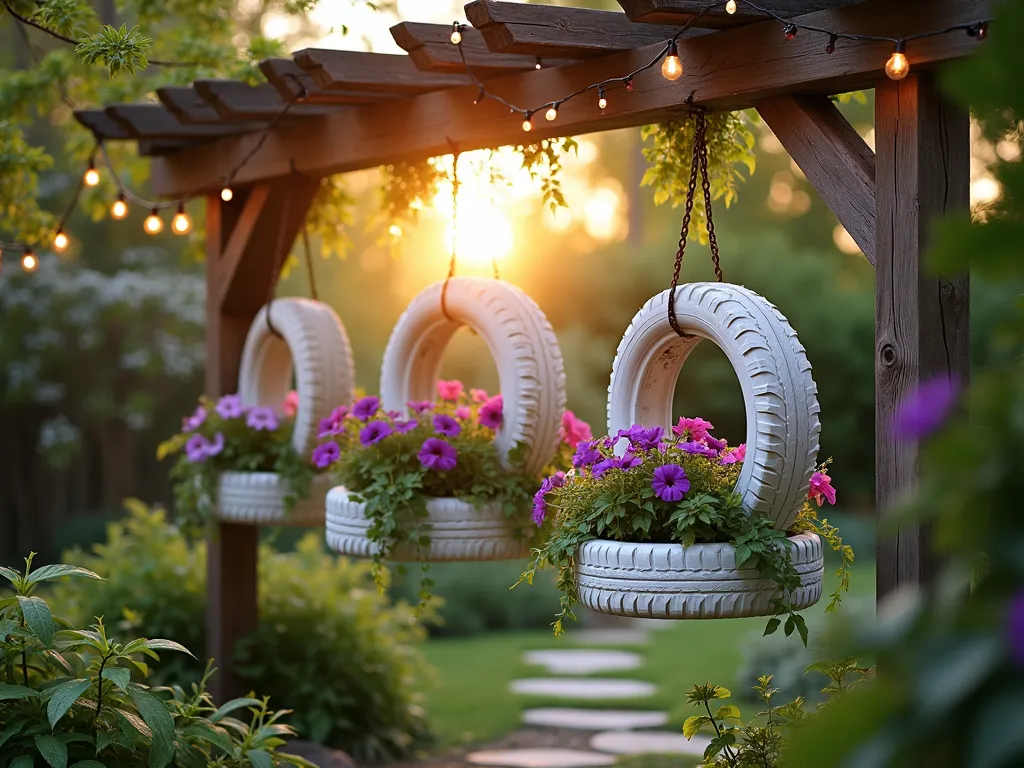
[419, 561, 876, 749]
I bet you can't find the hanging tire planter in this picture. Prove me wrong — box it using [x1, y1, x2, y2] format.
[214, 298, 355, 525]
[324, 276, 566, 561]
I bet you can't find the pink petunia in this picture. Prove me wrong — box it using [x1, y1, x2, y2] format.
[283, 390, 299, 417]
[808, 471, 837, 506]
[721, 444, 746, 465]
[559, 410, 593, 450]
[673, 417, 714, 443]
[479, 395, 503, 430]
[455, 406, 471, 420]
[470, 388, 490, 404]
[437, 380, 464, 402]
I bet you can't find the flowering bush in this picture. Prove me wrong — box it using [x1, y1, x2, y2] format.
[158, 391, 315, 529]
[314, 379, 590, 605]
[522, 416, 853, 639]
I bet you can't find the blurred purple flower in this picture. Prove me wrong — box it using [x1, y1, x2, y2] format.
[652, 464, 690, 502]
[680, 441, 718, 458]
[419, 438, 458, 472]
[395, 419, 419, 434]
[1009, 590, 1024, 667]
[182, 405, 206, 432]
[407, 400, 434, 415]
[216, 394, 245, 419]
[479, 395, 504, 430]
[352, 396, 381, 422]
[705, 434, 727, 452]
[387, 410, 403, 420]
[185, 432, 224, 463]
[434, 413, 462, 437]
[572, 440, 601, 468]
[360, 420, 393, 446]
[893, 376, 960, 440]
[246, 406, 279, 431]
[318, 406, 348, 438]
[312, 441, 340, 468]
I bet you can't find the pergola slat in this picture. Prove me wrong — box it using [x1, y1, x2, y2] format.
[465, 1, 682, 59]
[74, 109, 133, 140]
[105, 104, 260, 140]
[150, 0, 984, 196]
[615, 0, 858, 27]
[259, 58, 401, 106]
[292, 49, 471, 93]
[192, 80, 343, 120]
[158, 87, 234, 125]
[391, 22, 573, 74]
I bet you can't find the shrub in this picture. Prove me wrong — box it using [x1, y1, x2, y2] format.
[51, 501, 433, 762]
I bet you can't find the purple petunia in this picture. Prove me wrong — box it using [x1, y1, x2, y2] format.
[394, 418, 419, 434]
[433, 413, 462, 437]
[652, 464, 690, 502]
[1009, 590, 1024, 667]
[185, 432, 225, 463]
[360, 420, 393, 446]
[616, 451, 642, 471]
[318, 406, 348, 438]
[572, 440, 601, 468]
[617, 425, 664, 451]
[352, 396, 381, 422]
[705, 434, 727, 452]
[680, 441, 718, 458]
[215, 394, 245, 419]
[531, 472, 566, 526]
[387, 410, 403, 420]
[407, 400, 434, 415]
[479, 395, 504, 430]
[312, 441, 340, 468]
[592, 458, 617, 478]
[182, 405, 206, 432]
[246, 406, 279, 431]
[418, 438, 458, 472]
[893, 376, 960, 440]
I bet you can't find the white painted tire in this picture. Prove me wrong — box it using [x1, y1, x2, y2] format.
[576, 534, 824, 619]
[325, 487, 532, 561]
[239, 298, 355, 458]
[215, 471, 332, 526]
[607, 283, 820, 531]
[379, 278, 565, 476]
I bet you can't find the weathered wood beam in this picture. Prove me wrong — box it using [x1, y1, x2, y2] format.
[106, 104, 260, 139]
[756, 95, 875, 262]
[616, 0, 858, 28]
[292, 48, 470, 93]
[464, 1, 677, 59]
[151, 0, 985, 196]
[192, 80, 343, 120]
[259, 58, 399, 106]
[138, 139, 203, 156]
[74, 109, 132, 140]
[157, 87, 225, 124]
[874, 73, 970, 598]
[391, 23, 572, 75]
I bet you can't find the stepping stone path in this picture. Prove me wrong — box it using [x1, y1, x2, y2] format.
[466, 748, 617, 767]
[510, 678, 657, 700]
[523, 649, 643, 675]
[590, 730, 712, 757]
[522, 708, 669, 731]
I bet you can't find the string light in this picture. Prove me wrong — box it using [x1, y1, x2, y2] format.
[826, 34, 838, 54]
[21, 250, 38, 272]
[598, 86, 607, 111]
[473, 86, 485, 104]
[53, 229, 69, 253]
[171, 203, 192, 235]
[522, 111, 533, 132]
[83, 161, 100, 187]
[111, 194, 128, 220]
[625, 78, 634, 93]
[144, 209, 164, 235]
[661, 40, 683, 81]
[450, 22, 462, 45]
[726, 0, 737, 14]
[535, 57, 542, 70]
[545, 105, 558, 121]
[783, 24, 798, 40]
[885, 41, 910, 80]
[220, 187, 234, 202]
[968, 22, 989, 40]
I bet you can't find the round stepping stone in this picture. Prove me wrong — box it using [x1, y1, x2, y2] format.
[467, 748, 616, 767]
[568, 629, 649, 646]
[522, 708, 669, 731]
[510, 678, 656, 700]
[523, 649, 643, 675]
[590, 730, 712, 756]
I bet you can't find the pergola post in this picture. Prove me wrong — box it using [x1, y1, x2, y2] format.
[873, 73, 970, 599]
[203, 176, 320, 702]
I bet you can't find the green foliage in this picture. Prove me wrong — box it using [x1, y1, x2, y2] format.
[0, 553, 316, 767]
[75, 24, 153, 77]
[51, 502, 433, 762]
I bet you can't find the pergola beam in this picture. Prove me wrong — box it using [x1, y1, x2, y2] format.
[756, 95, 876, 262]
[151, 0, 984, 197]
[104, 105, 261, 140]
[615, 0, 858, 27]
[157, 87, 226, 125]
[293, 48, 470, 93]
[193, 80, 343, 120]
[258, 58, 402, 106]
[390, 22, 572, 74]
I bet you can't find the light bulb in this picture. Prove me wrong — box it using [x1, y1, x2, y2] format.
[661, 41, 683, 81]
[726, 0, 737, 13]
[388, 224, 402, 239]
[534, 57, 542, 70]
[885, 43, 909, 80]
[626, 78, 634, 93]
[450, 23, 462, 45]
[545, 106, 558, 122]
[783, 24, 798, 40]
[21, 250, 38, 272]
[220, 187, 234, 202]
[83, 163, 100, 187]
[171, 204, 192, 235]
[144, 210, 164, 235]
[598, 87, 607, 111]
[53, 230, 69, 252]
[111, 195, 128, 220]
[522, 112, 533, 132]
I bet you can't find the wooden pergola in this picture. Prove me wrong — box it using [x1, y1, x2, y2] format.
[76, 0, 979, 701]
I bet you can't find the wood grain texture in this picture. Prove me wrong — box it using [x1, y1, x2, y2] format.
[390, 22, 572, 74]
[756, 96, 876, 262]
[616, 0, 858, 27]
[259, 58, 400, 106]
[293, 48, 471, 91]
[192, 80, 342, 119]
[105, 104, 261, 139]
[874, 74, 970, 598]
[156, 87, 225, 124]
[150, 0, 985, 196]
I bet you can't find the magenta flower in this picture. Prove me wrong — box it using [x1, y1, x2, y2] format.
[470, 388, 489, 404]
[721, 444, 746, 465]
[312, 441, 340, 468]
[407, 400, 434, 415]
[387, 410, 403, 420]
[216, 394, 245, 419]
[455, 406, 471, 420]
[572, 440, 601, 468]
[673, 417, 714, 442]
[652, 464, 690, 502]
[352, 396, 381, 422]
[246, 406, 279, 431]
[808, 471, 837, 506]
[680, 441, 718, 458]
[360, 420, 393, 446]
[437, 379, 464, 402]
[419, 438, 458, 472]
[560, 410, 594, 450]
[479, 395, 504, 430]
[1009, 590, 1024, 667]
[283, 390, 299, 417]
[395, 419, 419, 434]
[434, 413, 462, 437]
[893, 376, 960, 440]
[705, 434, 727, 452]
[318, 406, 348, 438]
[182, 405, 206, 432]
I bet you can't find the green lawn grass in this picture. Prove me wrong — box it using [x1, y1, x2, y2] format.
[419, 561, 876, 749]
